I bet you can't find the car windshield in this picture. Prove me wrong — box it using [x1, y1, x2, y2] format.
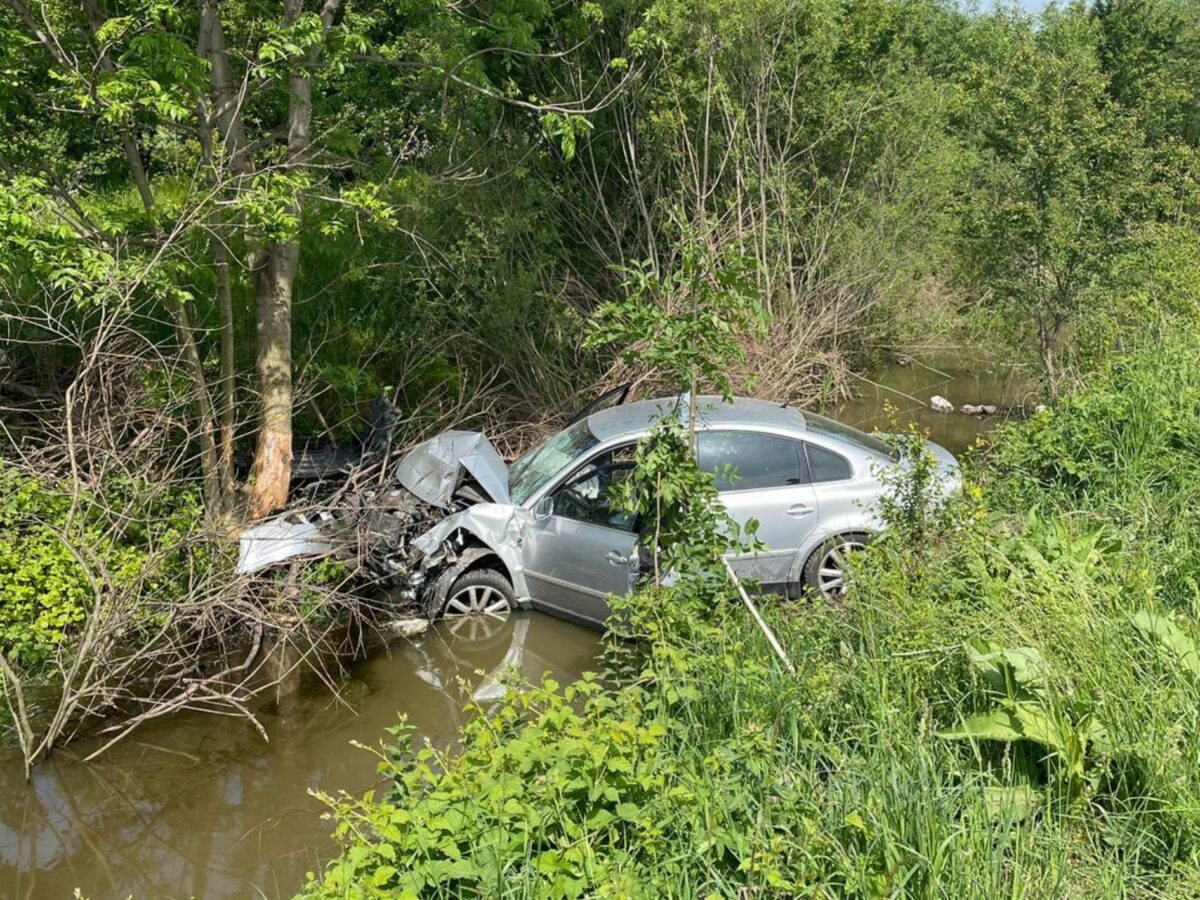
[804, 412, 898, 460]
[508, 419, 601, 505]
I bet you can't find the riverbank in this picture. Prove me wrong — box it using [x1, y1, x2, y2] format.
[301, 328, 1200, 897]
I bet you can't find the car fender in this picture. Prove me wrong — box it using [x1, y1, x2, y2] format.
[412, 504, 531, 606]
[788, 505, 885, 585]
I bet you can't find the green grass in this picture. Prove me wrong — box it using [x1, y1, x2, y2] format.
[299, 330, 1200, 899]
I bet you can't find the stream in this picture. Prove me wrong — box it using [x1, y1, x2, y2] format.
[0, 355, 1030, 899]
[0, 615, 601, 899]
[833, 352, 1033, 455]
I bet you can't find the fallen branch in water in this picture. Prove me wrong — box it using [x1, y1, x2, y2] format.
[82, 622, 266, 762]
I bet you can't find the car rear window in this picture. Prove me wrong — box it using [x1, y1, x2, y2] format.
[803, 412, 897, 460]
[698, 431, 804, 491]
[806, 443, 853, 482]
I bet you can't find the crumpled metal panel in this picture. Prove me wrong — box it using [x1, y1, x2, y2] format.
[236, 516, 334, 574]
[396, 430, 510, 508]
[411, 503, 530, 599]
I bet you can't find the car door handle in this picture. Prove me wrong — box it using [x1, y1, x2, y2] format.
[605, 550, 629, 565]
[787, 503, 815, 517]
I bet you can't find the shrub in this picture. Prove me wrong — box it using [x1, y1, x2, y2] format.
[0, 465, 203, 668]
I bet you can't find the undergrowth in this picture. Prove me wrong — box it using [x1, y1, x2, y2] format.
[0, 466, 205, 667]
[300, 330, 1200, 898]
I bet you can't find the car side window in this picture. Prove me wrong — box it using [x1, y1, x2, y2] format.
[551, 446, 638, 532]
[697, 431, 805, 492]
[805, 442, 852, 482]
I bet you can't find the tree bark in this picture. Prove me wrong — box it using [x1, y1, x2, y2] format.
[247, 241, 296, 517]
[198, 0, 251, 176]
[195, 117, 238, 513]
[214, 224, 237, 504]
[171, 298, 224, 511]
[196, 3, 243, 513]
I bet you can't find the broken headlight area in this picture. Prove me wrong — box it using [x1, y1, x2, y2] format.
[238, 485, 468, 596]
[236, 428, 513, 617]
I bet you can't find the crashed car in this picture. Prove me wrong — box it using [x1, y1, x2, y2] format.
[238, 394, 960, 629]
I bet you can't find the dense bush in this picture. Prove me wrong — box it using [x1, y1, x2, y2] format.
[987, 330, 1200, 607]
[0, 466, 204, 668]
[0, 468, 93, 665]
[992, 329, 1200, 500]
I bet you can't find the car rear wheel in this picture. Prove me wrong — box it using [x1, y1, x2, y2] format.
[443, 568, 515, 618]
[803, 534, 869, 599]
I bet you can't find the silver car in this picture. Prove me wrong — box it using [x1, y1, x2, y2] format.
[391, 394, 959, 629]
[239, 394, 959, 629]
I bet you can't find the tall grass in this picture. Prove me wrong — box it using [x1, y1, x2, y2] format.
[300, 333, 1200, 898]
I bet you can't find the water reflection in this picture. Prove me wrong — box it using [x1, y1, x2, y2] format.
[833, 353, 1035, 455]
[0, 614, 601, 899]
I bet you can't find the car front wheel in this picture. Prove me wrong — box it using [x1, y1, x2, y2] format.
[803, 534, 869, 599]
[442, 568, 515, 617]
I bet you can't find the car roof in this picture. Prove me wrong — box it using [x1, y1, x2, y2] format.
[586, 395, 810, 441]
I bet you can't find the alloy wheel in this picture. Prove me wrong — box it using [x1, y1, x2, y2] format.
[445, 583, 512, 617]
[817, 539, 866, 598]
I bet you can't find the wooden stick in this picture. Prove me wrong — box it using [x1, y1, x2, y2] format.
[723, 559, 796, 675]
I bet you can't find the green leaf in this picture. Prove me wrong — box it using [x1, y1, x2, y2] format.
[372, 865, 397, 886]
[1132, 609, 1200, 676]
[939, 708, 1024, 742]
[966, 638, 1046, 697]
[615, 802, 641, 822]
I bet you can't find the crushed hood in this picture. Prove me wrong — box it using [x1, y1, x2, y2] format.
[396, 430, 509, 508]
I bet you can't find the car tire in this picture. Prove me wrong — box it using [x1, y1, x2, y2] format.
[441, 568, 516, 618]
[802, 533, 870, 600]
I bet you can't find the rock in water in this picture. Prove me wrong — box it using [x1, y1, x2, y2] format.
[380, 617, 430, 640]
[962, 404, 997, 416]
[930, 395, 954, 413]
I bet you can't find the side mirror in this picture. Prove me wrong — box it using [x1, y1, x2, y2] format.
[533, 495, 554, 521]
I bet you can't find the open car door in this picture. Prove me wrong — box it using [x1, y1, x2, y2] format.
[566, 383, 631, 426]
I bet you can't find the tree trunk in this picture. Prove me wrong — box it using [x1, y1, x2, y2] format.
[196, 126, 238, 513]
[171, 299, 224, 512]
[198, 0, 252, 512]
[214, 225, 237, 504]
[198, 0, 251, 174]
[121, 135, 155, 212]
[248, 243, 297, 518]
[246, 0, 335, 517]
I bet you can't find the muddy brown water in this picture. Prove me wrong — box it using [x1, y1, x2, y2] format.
[0, 615, 601, 899]
[0, 356, 1028, 899]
